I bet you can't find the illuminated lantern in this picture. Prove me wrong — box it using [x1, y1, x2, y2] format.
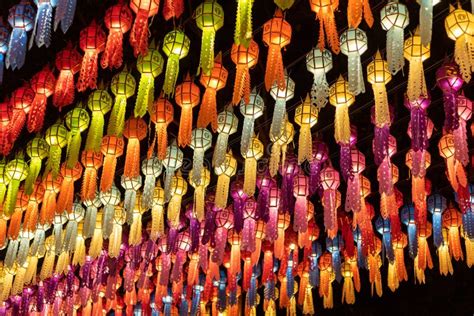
[320, 166, 340, 234]
[54, 0, 76, 33]
[406, 149, 431, 226]
[415, 221, 434, 283]
[5, 0, 35, 70]
[309, 0, 340, 53]
[27, 66, 56, 133]
[242, 136, 264, 196]
[213, 105, 238, 168]
[240, 90, 264, 155]
[162, 30, 190, 97]
[189, 167, 210, 221]
[24, 136, 48, 195]
[0, 161, 7, 209]
[129, 0, 159, 56]
[366, 237, 383, 296]
[269, 120, 294, 177]
[367, 51, 392, 128]
[405, 97, 431, 170]
[77, 21, 106, 92]
[213, 208, 234, 264]
[149, 96, 173, 160]
[391, 233, 408, 286]
[162, 140, 183, 201]
[163, 0, 184, 20]
[329, 76, 355, 144]
[30, 0, 57, 48]
[341, 261, 355, 304]
[427, 194, 446, 248]
[83, 194, 101, 238]
[318, 252, 334, 308]
[404, 29, 430, 102]
[65, 107, 90, 169]
[3, 158, 28, 217]
[443, 206, 464, 261]
[63, 203, 84, 252]
[44, 122, 68, 178]
[89, 210, 104, 258]
[190, 128, 212, 185]
[345, 149, 365, 213]
[135, 42, 164, 117]
[72, 222, 86, 265]
[231, 40, 259, 105]
[455, 94, 472, 167]
[175, 75, 201, 147]
[294, 95, 318, 164]
[0, 20, 9, 84]
[8, 85, 33, 150]
[80, 151, 103, 202]
[439, 133, 467, 193]
[39, 172, 62, 224]
[167, 172, 187, 228]
[436, 61, 463, 132]
[121, 176, 142, 220]
[0, 101, 10, 156]
[340, 28, 368, 95]
[85, 87, 113, 153]
[234, 0, 254, 47]
[401, 204, 418, 259]
[347, 0, 374, 28]
[100, 185, 121, 237]
[293, 171, 309, 233]
[108, 67, 136, 137]
[418, 0, 441, 47]
[380, 1, 409, 74]
[56, 162, 83, 214]
[109, 206, 126, 257]
[23, 179, 44, 232]
[100, 135, 125, 192]
[214, 152, 237, 209]
[308, 139, 328, 194]
[150, 184, 165, 241]
[53, 43, 82, 111]
[438, 228, 454, 275]
[141, 157, 162, 210]
[270, 72, 294, 139]
[123, 117, 147, 178]
[306, 47, 332, 109]
[375, 216, 395, 263]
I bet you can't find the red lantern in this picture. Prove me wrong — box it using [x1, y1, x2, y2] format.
[175, 74, 200, 147]
[231, 40, 259, 105]
[149, 96, 174, 160]
[0, 100, 11, 156]
[129, 0, 160, 57]
[77, 21, 106, 92]
[27, 66, 56, 133]
[53, 43, 82, 111]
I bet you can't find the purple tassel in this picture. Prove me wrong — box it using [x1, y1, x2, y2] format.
[373, 125, 390, 165]
[443, 94, 460, 132]
[339, 144, 352, 181]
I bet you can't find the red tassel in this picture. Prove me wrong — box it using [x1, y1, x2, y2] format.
[53, 44, 82, 111]
[163, 0, 184, 21]
[27, 67, 56, 133]
[102, 2, 132, 69]
[129, 0, 160, 57]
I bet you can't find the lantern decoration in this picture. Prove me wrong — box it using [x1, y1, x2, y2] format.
[0, 161, 7, 209]
[190, 128, 212, 185]
[454, 94, 472, 168]
[135, 43, 164, 118]
[414, 221, 434, 283]
[189, 168, 210, 221]
[54, 0, 76, 33]
[162, 30, 190, 97]
[163, 0, 185, 20]
[7, 85, 33, 151]
[123, 117, 147, 178]
[214, 152, 237, 209]
[5, 0, 35, 70]
[27, 66, 56, 133]
[404, 29, 430, 102]
[375, 216, 395, 263]
[401, 204, 418, 260]
[56, 162, 83, 214]
[149, 96, 173, 160]
[3, 158, 28, 217]
[294, 95, 318, 164]
[44, 122, 68, 178]
[0, 102, 10, 156]
[345, 149, 365, 213]
[162, 140, 183, 201]
[82, 194, 101, 239]
[129, 193, 146, 245]
[347, 0, 374, 29]
[29, 0, 56, 49]
[329, 76, 356, 144]
[141, 157, 162, 210]
[85, 87, 113, 153]
[293, 171, 309, 233]
[436, 61, 463, 132]
[53, 44, 82, 111]
[39, 172, 62, 225]
[213, 105, 238, 168]
[406, 149, 431, 227]
[100, 135, 124, 192]
[77, 21, 106, 92]
[242, 136, 264, 196]
[108, 67, 136, 137]
[0, 20, 9, 85]
[88, 211, 103, 258]
[418, 0, 441, 47]
[129, 0, 159, 56]
[269, 120, 294, 177]
[150, 184, 165, 241]
[380, 1, 409, 74]
[101, 1, 133, 70]
[340, 28, 368, 95]
[240, 90, 264, 155]
[270, 72, 294, 139]
[24, 136, 48, 195]
[167, 172, 187, 228]
[63, 203, 84, 253]
[309, 0, 340, 54]
[427, 194, 447, 250]
[213, 208, 234, 265]
[367, 51, 392, 128]
[318, 252, 334, 309]
[438, 228, 454, 276]
[99, 185, 121, 238]
[443, 206, 464, 261]
[231, 40, 259, 105]
[80, 151, 102, 202]
[65, 107, 90, 169]
[439, 133, 468, 194]
[121, 176, 142, 220]
[175, 75, 201, 147]
[320, 166, 340, 235]
[307, 139, 328, 195]
[391, 233, 408, 288]
[234, 0, 254, 47]
[109, 207, 126, 258]
[306, 47, 332, 109]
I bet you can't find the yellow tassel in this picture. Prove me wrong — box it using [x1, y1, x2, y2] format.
[73, 235, 86, 266]
[40, 250, 55, 280]
[387, 262, 399, 292]
[438, 243, 454, 276]
[0, 269, 14, 302]
[334, 104, 350, 144]
[167, 195, 183, 229]
[323, 275, 334, 309]
[24, 256, 38, 285]
[465, 238, 474, 267]
[55, 251, 70, 275]
[109, 223, 122, 258]
[302, 285, 315, 315]
[215, 174, 230, 209]
[244, 157, 257, 196]
[89, 217, 103, 259]
[151, 204, 165, 242]
[342, 275, 355, 304]
[12, 264, 27, 295]
[129, 212, 142, 246]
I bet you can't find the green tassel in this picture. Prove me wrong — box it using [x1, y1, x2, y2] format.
[0, 183, 6, 207]
[4, 179, 20, 217]
[25, 158, 42, 195]
[135, 74, 154, 118]
[200, 30, 215, 75]
[108, 96, 127, 137]
[47, 145, 62, 179]
[163, 54, 180, 98]
[85, 113, 105, 153]
[66, 131, 82, 169]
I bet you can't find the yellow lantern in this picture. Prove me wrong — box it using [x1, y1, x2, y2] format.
[150, 184, 165, 241]
[367, 50, 392, 127]
[45, 122, 68, 178]
[269, 120, 294, 177]
[85, 87, 113, 153]
[4, 157, 28, 217]
[214, 152, 237, 209]
[167, 172, 187, 228]
[329, 76, 355, 144]
[242, 135, 264, 196]
[24, 136, 49, 195]
[404, 29, 430, 102]
[294, 95, 318, 164]
[189, 167, 210, 221]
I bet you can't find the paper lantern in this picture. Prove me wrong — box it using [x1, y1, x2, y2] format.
[347, 0, 374, 29]
[56, 162, 83, 214]
[436, 61, 463, 132]
[8, 85, 33, 150]
[121, 176, 142, 220]
[129, 0, 160, 56]
[100, 135, 125, 192]
[329, 76, 355, 144]
[367, 51, 392, 128]
[99, 185, 121, 237]
[175, 75, 201, 147]
[418, 0, 441, 47]
[190, 128, 212, 185]
[309, 0, 340, 53]
[195, 0, 224, 75]
[108, 67, 136, 137]
[293, 171, 309, 233]
[454, 94, 472, 167]
[141, 157, 162, 210]
[380, 1, 409, 74]
[295, 95, 318, 164]
[53, 43, 82, 111]
[163, 0, 184, 21]
[135, 43, 164, 117]
[149, 96, 173, 160]
[189, 167, 210, 221]
[405, 96, 431, 159]
[123, 117, 147, 178]
[406, 149, 431, 226]
[240, 90, 264, 155]
[0, 17, 10, 85]
[3, 158, 28, 217]
[270, 72, 294, 139]
[231, 40, 259, 105]
[54, 0, 76, 33]
[77, 21, 106, 92]
[345, 149, 365, 213]
[85, 88, 113, 152]
[269, 120, 294, 177]
[427, 194, 447, 248]
[102, 2, 133, 70]
[27, 66, 56, 133]
[213, 105, 238, 168]
[320, 166, 340, 235]
[45, 123, 68, 178]
[5, 0, 35, 70]
[401, 204, 418, 259]
[439, 133, 467, 193]
[65, 107, 90, 169]
[404, 29, 430, 102]
[306, 47, 332, 109]
[242, 136, 264, 196]
[80, 150, 103, 202]
[0, 100, 10, 155]
[162, 140, 183, 201]
[214, 152, 237, 209]
[150, 184, 165, 241]
[29, 0, 56, 49]
[340, 28, 368, 95]
[307, 139, 328, 194]
[63, 203, 84, 253]
[39, 172, 62, 225]
[24, 136, 48, 195]
[234, 0, 254, 47]
[162, 30, 190, 97]
[167, 172, 187, 228]
[443, 206, 464, 261]
[415, 221, 433, 279]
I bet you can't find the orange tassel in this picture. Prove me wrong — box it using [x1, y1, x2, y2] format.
[23, 182, 43, 232]
[347, 0, 373, 29]
[231, 41, 259, 105]
[8, 208, 24, 240]
[100, 136, 124, 192]
[150, 97, 174, 160]
[0, 217, 6, 248]
[123, 118, 147, 178]
[309, 0, 340, 54]
[175, 76, 200, 147]
[56, 162, 83, 214]
[80, 150, 103, 201]
[40, 173, 63, 225]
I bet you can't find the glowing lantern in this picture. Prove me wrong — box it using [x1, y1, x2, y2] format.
[80, 151, 102, 202]
[380, 1, 409, 74]
[347, 0, 374, 28]
[99, 185, 121, 237]
[24, 136, 48, 195]
[189, 167, 210, 221]
[63, 203, 84, 252]
[443, 206, 464, 261]
[367, 51, 392, 128]
[163, 0, 184, 20]
[269, 120, 294, 177]
[213, 208, 234, 264]
[89, 210, 103, 258]
[306, 47, 332, 109]
[8, 85, 33, 149]
[213, 105, 238, 168]
[418, 0, 441, 47]
[100, 135, 125, 192]
[175, 75, 201, 147]
[102, 1, 133, 70]
[27, 66, 56, 133]
[270, 72, 294, 139]
[406, 149, 431, 226]
[214, 152, 237, 209]
[345, 149, 365, 213]
[294, 95, 318, 164]
[56, 162, 83, 214]
[123, 117, 147, 178]
[3, 158, 28, 217]
[318, 252, 334, 308]
[293, 172, 309, 233]
[53, 44, 82, 111]
[320, 166, 340, 234]
[82, 194, 101, 238]
[405, 97, 431, 165]
[149, 96, 173, 160]
[309, 0, 340, 53]
[121, 176, 142, 220]
[135, 43, 164, 117]
[242, 136, 264, 196]
[141, 157, 162, 210]
[150, 184, 165, 241]
[401, 204, 418, 259]
[436, 61, 463, 132]
[240, 90, 264, 155]
[5, 0, 35, 70]
[77, 21, 106, 92]
[341, 262, 355, 304]
[162, 30, 190, 97]
[129, 0, 159, 56]
[415, 221, 434, 283]
[0, 20, 9, 84]
[439, 133, 467, 193]
[231, 40, 259, 105]
[0, 161, 7, 209]
[54, 0, 76, 33]
[404, 29, 430, 102]
[29, 0, 56, 48]
[108, 67, 136, 137]
[39, 172, 62, 224]
[45, 122, 68, 178]
[0, 101, 10, 156]
[427, 194, 446, 248]
[109, 206, 126, 257]
[85, 87, 113, 153]
[234, 0, 254, 47]
[162, 140, 183, 201]
[167, 172, 187, 228]
[340, 28, 368, 95]
[23, 180, 44, 232]
[308, 139, 328, 194]
[65, 107, 90, 169]
[329, 76, 355, 144]
[72, 222, 86, 265]
[190, 128, 212, 185]
[391, 233, 408, 286]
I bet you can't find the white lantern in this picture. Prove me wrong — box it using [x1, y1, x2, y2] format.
[162, 140, 183, 202]
[240, 89, 264, 155]
[141, 157, 163, 210]
[213, 104, 238, 168]
[306, 47, 332, 109]
[269, 72, 295, 139]
[190, 128, 212, 185]
[340, 28, 368, 96]
[99, 185, 121, 238]
[121, 175, 142, 224]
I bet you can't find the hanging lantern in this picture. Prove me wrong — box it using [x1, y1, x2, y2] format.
[427, 194, 447, 248]
[6, 0, 35, 70]
[167, 172, 187, 228]
[270, 72, 294, 139]
[234, 0, 254, 47]
[45, 122, 68, 178]
[39, 172, 62, 224]
[135, 42, 164, 117]
[53, 43, 82, 111]
[294, 95, 318, 164]
[80, 150, 103, 202]
[99, 185, 121, 237]
[162, 30, 190, 97]
[102, 1, 133, 70]
[109, 206, 126, 257]
[439, 133, 468, 193]
[29, 0, 56, 49]
[85, 88, 113, 153]
[121, 176, 142, 220]
[306, 47, 332, 109]
[320, 166, 340, 234]
[242, 136, 264, 196]
[213, 105, 238, 168]
[345, 149, 365, 213]
[129, 0, 159, 56]
[340, 28, 368, 95]
[415, 221, 433, 282]
[0, 101, 10, 156]
[149, 96, 173, 160]
[367, 51, 392, 128]
[8, 85, 33, 148]
[329, 76, 356, 144]
[175, 75, 201, 147]
[231, 40, 259, 105]
[404, 29, 430, 102]
[24, 136, 48, 195]
[123, 117, 147, 178]
[27, 66, 56, 133]
[189, 167, 211, 221]
[380, 1, 409, 74]
[65, 107, 90, 169]
[56, 162, 83, 214]
[269, 120, 294, 177]
[77, 21, 106, 92]
[307, 139, 328, 194]
[214, 152, 237, 209]
[347, 0, 374, 28]
[454, 94, 472, 168]
[108, 67, 136, 137]
[436, 61, 463, 132]
[3, 158, 28, 217]
[100, 135, 125, 192]
[406, 149, 431, 226]
[309, 0, 340, 53]
[190, 128, 212, 185]
[54, 0, 76, 33]
[443, 206, 464, 261]
[162, 140, 183, 201]
[405, 96, 431, 160]
[0, 20, 9, 85]
[293, 171, 309, 233]
[418, 0, 441, 47]
[163, 0, 184, 21]
[141, 157, 162, 210]
[150, 184, 165, 241]
[240, 89, 264, 155]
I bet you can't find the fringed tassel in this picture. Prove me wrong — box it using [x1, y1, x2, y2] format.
[54, 0, 76, 33]
[163, 54, 180, 98]
[232, 66, 251, 105]
[244, 158, 257, 196]
[419, 0, 433, 47]
[130, 9, 150, 57]
[30, 3, 53, 49]
[27, 94, 48, 133]
[407, 58, 427, 102]
[265, 45, 285, 91]
[124, 138, 141, 178]
[234, 0, 253, 47]
[77, 50, 99, 92]
[197, 88, 218, 131]
[100, 154, 118, 193]
[178, 107, 193, 147]
[6, 28, 27, 70]
[101, 30, 124, 70]
[53, 70, 75, 110]
[135, 74, 154, 118]
[387, 27, 405, 74]
[334, 104, 350, 144]
[163, 0, 185, 21]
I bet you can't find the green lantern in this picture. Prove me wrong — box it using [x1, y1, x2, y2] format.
[162, 30, 190, 98]
[4, 157, 28, 217]
[65, 106, 90, 169]
[25, 136, 49, 195]
[45, 123, 68, 178]
[85, 87, 113, 153]
[274, 0, 295, 10]
[108, 67, 136, 137]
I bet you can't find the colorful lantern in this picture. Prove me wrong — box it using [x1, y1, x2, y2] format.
[109, 206, 126, 257]
[418, 0, 441, 47]
[443, 206, 464, 261]
[436, 61, 463, 132]
[99, 185, 121, 237]
[45, 122, 68, 178]
[345, 149, 365, 213]
[85, 87, 113, 153]
[56, 162, 83, 214]
[80, 150, 103, 202]
[404, 29, 430, 102]
[121, 176, 142, 219]
[8, 85, 33, 150]
[0, 101, 10, 155]
[454, 94, 472, 173]
[167, 172, 187, 228]
[270, 72, 294, 139]
[27, 66, 56, 133]
[77, 21, 106, 92]
[3, 158, 28, 217]
[439, 133, 468, 193]
[329, 76, 355, 144]
[414, 221, 434, 283]
[240, 89, 264, 155]
[108, 67, 136, 137]
[340, 28, 368, 95]
[39, 172, 62, 224]
[129, 0, 160, 56]
[213, 105, 238, 167]
[149, 96, 173, 160]
[293, 171, 309, 233]
[175, 75, 201, 147]
[162, 140, 183, 201]
[53, 44, 82, 111]
[380, 1, 409, 74]
[294, 95, 318, 164]
[150, 184, 165, 241]
[306, 47, 332, 109]
[102, 1, 133, 70]
[190, 128, 212, 185]
[269, 120, 294, 177]
[54, 0, 76, 33]
[308, 139, 328, 194]
[234, 0, 254, 47]
[29, 0, 56, 48]
[100, 135, 124, 192]
[309, 0, 340, 53]
[6, 0, 35, 70]
[428, 194, 447, 248]
[0, 17, 10, 85]
[163, 0, 184, 21]
[189, 167, 210, 221]
[242, 135, 264, 196]
[24, 136, 48, 195]
[231, 40, 259, 105]
[65, 107, 90, 169]
[123, 117, 147, 178]
[367, 51, 392, 128]
[320, 166, 340, 234]
[141, 157, 162, 210]
[405, 96, 431, 162]
[215, 152, 237, 209]
[406, 149, 431, 226]
[162, 30, 190, 97]
[347, 0, 374, 28]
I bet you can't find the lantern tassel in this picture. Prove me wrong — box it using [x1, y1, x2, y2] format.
[101, 30, 124, 70]
[312, 73, 329, 109]
[317, 8, 340, 54]
[73, 235, 86, 266]
[25, 158, 42, 195]
[81, 167, 97, 202]
[54, 0, 76, 33]
[8, 111, 26, 145]
[40, 251, 55, 280]
[124, 139, 141, 178]
[270, 98, 286, 140]
[453, 120, 469, 166]
[438, 243, 454, 275]
[56, 177, 74, 213]
[407, 58, 427, 102]
[197, 88, 218, 132]
[335, 104, 350, 144]
[454, 35, 473, 83]
[156, 123, 168, 160]
[101, 154, 117, 192]
[151, 205, 164, 241]
[86, 113, 105, 152]
[163, 0, 185, 21]
[348, 54, 365, 95]
[30, 3, 53, 49]
[269, 143, 282, 177]
[234, 0, 253, 47]
[298, 124, 312, 164]
[6, 28, 27, 70]
[233, 65, 251, 105]
[215, 175, 230, 209]
[244, 158, 257, 196]
[130, 9, 150, 57]
[53, 70, 75, 109]
[66, 131, 82, 169]
[199, 30, 216, 75]
[387, 27, 405, 74]
[420, 0, 433, 47]
[213, 133, 228, 167]
[178, 107, 193, 147]
[265, 45, 285, 91]
[373, 83, 390, 127]
[135, 74, 154, 118]
[108, 96, 127, 137]
[163, 54, 180, 98]
[4, 179, 20, 217]
[77, 50, 99, 92]
[27, 94, 48, 133]
[40, 189, 58, 225]
[108, 223, 121, 258]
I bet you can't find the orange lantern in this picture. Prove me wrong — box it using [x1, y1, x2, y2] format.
[27, 66, 56, 133]
[443, 206, 464, 261]
[439, 132, 467, 193]
[231, 40, 259, 105]
[149, 96, 174, 160]
[309, 0, 340, 53]
[77, 21, 106, 92]
[347, 0, 374, 29]
[53, 43, 82, 111]
[123, 117, 147, 178]
[40, 172, 63, 225]
[56, 162, 83, 214]
[100, 135, 125, 192]
[80, 150, 103, 202]
[129, 0, 160, 57]
[175, 74, 200, 147]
